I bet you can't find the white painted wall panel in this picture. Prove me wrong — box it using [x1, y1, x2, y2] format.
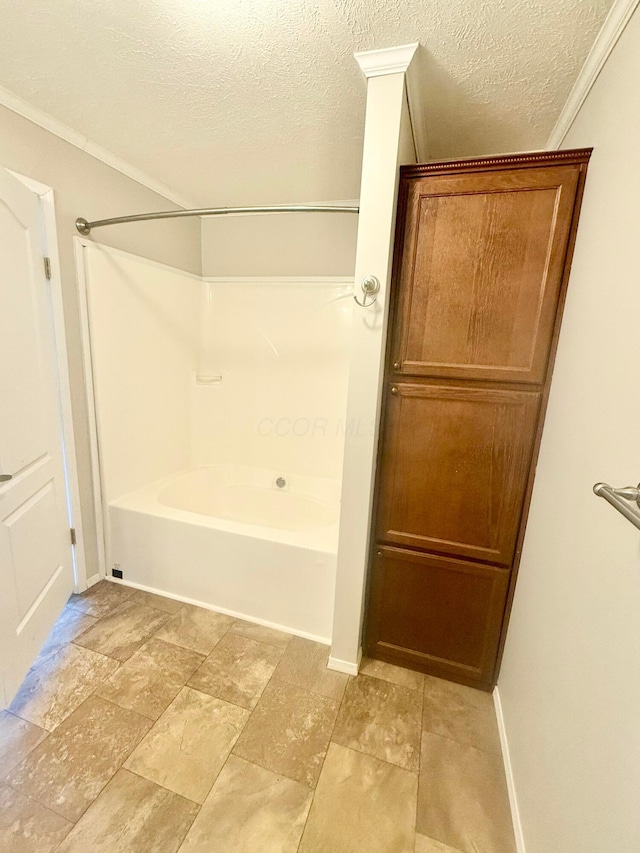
[201, 214, 358, 278]
[498, 9, 640, 852]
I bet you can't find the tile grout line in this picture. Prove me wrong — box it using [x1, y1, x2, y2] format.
[184, 683, 261, 715]
[52, 769, 203, 852]
[330, 670, 424, 773]
[83, 598, 287, 724]
[419, 678, 507, 757]
[228, 667, 314, 791]
[9, 596, 463, 851]
[417, 678, 504, 849]
[172, 642, 299, 847]
[65, 639, 125, 667]
[76, 623, 184, 670]
[14, 588, 513, 852]
[268, 669, 348, 702]
[69, 601, 174, 658]
[122, 679, 253, 810]
[65, 694, 154, 823]
[65, 583, 138, 617]
[149, 613, 234, 658]
[292, 669, 348, 852]
[92, 690, 160, 721]
[1, 708, 48, 735]
[2, 773, 74, 827]
[420, 731, 504, 757]
[7, 785, 76, 853]
[9, 652, 124, 734]
[102, 625, 293, 850]
[104, 648, 249, 827]
[123, 765, 203, 808]
[329, 735, 421, 775]
[225, 638, 345, 848]
[185, 629, 288, 701]
[229, 748, 317, 792]
[229, 648, 287, 775]
[7, 692, 155, 827]
[227, 624, 295, 653]
[416, 832, 466, 853]
[420, 726, 506, 758]
[3, 590, 281, 847]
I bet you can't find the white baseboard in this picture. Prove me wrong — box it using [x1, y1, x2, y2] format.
[493, 686, 526, 853]
[327, 647, 362, 675]
[83, 573, 101, 592]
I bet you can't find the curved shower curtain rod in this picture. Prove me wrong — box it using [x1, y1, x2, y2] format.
[75, 204, 359, 235]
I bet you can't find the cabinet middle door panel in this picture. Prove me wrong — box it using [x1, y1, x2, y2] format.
[377, 383, 541, 565]
[394, 166, 580, 383]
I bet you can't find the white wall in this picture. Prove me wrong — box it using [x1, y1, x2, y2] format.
[82, 244, 200, 502]
[201, 213, 358, 277]
[498, 8, 640, 852]
[330, 77, 417, 672]
[192, 279, 353, 480]
[0, 105, 201, 582]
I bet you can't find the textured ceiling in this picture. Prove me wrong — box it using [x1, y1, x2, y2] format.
[0, 0, 613, 206]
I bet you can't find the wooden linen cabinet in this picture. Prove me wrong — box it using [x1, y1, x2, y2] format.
[365, 149, 591, 690]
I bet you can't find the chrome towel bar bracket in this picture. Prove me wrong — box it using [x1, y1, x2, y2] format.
[593, 481, 640, 531]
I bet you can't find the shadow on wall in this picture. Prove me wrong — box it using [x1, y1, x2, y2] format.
[201, 211, 359, 277]
[419, 53, 538, 160]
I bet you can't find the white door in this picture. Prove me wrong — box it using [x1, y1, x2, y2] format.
[0, 167, 74, 707]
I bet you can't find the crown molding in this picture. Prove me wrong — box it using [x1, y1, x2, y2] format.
[354, 42, 419, 78]
[354, 42, 428, 161]
[547, 0, 640, 149]
[0, 83, 197, 209]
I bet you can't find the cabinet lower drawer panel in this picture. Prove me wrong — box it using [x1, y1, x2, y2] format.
[367, 546, 510, 685]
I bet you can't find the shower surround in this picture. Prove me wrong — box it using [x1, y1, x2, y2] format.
[80, 241, 353, 641]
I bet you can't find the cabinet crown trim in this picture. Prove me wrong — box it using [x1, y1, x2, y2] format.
[401, 148, 592, 177]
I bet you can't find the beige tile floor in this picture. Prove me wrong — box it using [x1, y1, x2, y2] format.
[0, 581, 517, 853]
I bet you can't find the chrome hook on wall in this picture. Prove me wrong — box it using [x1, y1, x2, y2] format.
[354, 275, 380, 307]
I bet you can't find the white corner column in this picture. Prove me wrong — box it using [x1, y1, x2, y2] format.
[328, 44, 421, 674]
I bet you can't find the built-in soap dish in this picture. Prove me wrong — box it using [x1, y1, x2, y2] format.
[196, 375, 222, 386]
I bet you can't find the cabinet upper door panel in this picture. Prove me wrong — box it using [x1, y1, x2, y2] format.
[393, 165, 581, 383]
[377, 383, 541, 565]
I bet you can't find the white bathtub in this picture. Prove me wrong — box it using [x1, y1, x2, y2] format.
[108, 465, 340, 641]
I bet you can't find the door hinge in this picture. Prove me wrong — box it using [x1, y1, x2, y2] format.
[70, 528, 77, 546]
[44, 257, 52, 280]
